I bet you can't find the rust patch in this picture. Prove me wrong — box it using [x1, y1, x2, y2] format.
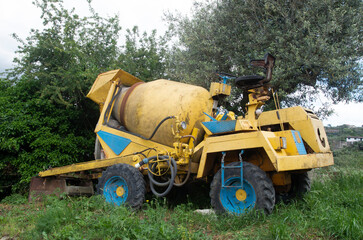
[28, 177, 66, 202]
[28, 177, 94, 202]
[119, 82, 144, 128]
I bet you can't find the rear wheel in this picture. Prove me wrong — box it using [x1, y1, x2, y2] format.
[97, 164, 145, 209]
[210, 162, 275, 215]
[276, 172, 311, 203]
[290, 172, 311, 196]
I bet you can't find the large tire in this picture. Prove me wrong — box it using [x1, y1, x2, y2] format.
[210, 162, 275, 215]
[97, 164, 146, 209]
[276, 172, 311, 203]
[289, 172, 311, 198]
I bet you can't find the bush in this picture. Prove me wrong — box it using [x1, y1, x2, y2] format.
[1, 193, 27, 205]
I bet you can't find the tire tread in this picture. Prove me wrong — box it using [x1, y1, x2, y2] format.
[210, 162, 275, 214]
[96, 164, 146, 209]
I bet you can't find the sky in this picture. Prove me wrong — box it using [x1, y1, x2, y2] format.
[0, 0, 362, 127]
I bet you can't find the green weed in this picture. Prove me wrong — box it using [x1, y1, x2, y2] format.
[1, 149, 362, 239]
[1, 193, 27, 204]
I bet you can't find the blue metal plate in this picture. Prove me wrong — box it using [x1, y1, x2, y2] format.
[291, 130, 307, 155]
[97, 130, 131, 155]
[202, 120, 236, 134]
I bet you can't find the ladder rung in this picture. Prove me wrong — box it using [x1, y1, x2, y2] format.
[222, 166, 242, 169]
[223, 185, 242, 188]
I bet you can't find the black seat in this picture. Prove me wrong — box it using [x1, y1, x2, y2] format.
[235, 75, 264, 89]
[233, 53, 275, 90]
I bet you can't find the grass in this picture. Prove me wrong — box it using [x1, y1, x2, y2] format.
[1, 149, 362, 239]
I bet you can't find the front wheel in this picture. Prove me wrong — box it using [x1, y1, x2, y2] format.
[97, 164, 146, 209]
[210, 162, 275, 215]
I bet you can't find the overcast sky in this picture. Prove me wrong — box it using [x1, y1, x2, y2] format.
[0, 0, 361, 127]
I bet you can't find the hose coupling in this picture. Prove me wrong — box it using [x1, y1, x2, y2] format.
[135, 158, 149, 168]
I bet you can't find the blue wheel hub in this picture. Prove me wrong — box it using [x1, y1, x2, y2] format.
[103, 176, 128, 206]
[220, 177, 256, 215]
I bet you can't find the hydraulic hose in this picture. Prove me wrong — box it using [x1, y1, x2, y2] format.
[173, 159, 191, 187]
[146, 156, 177, 197]
[150, 157, 177, 197]
[141, 116, 175, 140]
[148, 158, 175, 188]
[104, 86, 122, 125]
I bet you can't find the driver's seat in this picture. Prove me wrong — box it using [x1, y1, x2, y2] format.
[235, 53, 275, 90]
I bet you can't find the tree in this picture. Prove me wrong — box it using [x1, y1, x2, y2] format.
[0, 0, 168, 193]
[166, 0, 362, 115]
[10, 0, 121, 107]
[118, 26, 169, 81]
[0, 0, 121, 192]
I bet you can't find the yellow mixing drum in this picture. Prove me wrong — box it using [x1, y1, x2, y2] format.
[112, 79, 213, 147]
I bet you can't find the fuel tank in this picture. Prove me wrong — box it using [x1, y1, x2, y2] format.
[112, 79, 213, 147]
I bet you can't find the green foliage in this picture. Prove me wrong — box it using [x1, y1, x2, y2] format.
[333, 146, 363, 169]
[0, 193, 27, 205]
[11, 0, 121, 107]
[2, 148, 363, 239]
[119, 26, 169, 81]
[0, 0, 168, 193]
[166, 0, 363, 114]
[21, 196, 206, 240]
[306, 172, 363, 239]
[0, 0, 111, 191]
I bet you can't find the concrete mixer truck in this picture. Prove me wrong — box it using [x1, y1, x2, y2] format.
[29, 53, 334, 215]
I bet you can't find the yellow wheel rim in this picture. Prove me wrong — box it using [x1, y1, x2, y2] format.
[235, 189, 247, 201]
[116, 186, 125, 197]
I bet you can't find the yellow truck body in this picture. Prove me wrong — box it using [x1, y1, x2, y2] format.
[32, 55, 333, 215]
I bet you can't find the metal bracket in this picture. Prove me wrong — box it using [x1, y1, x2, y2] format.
[221, 150, 244, 189]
